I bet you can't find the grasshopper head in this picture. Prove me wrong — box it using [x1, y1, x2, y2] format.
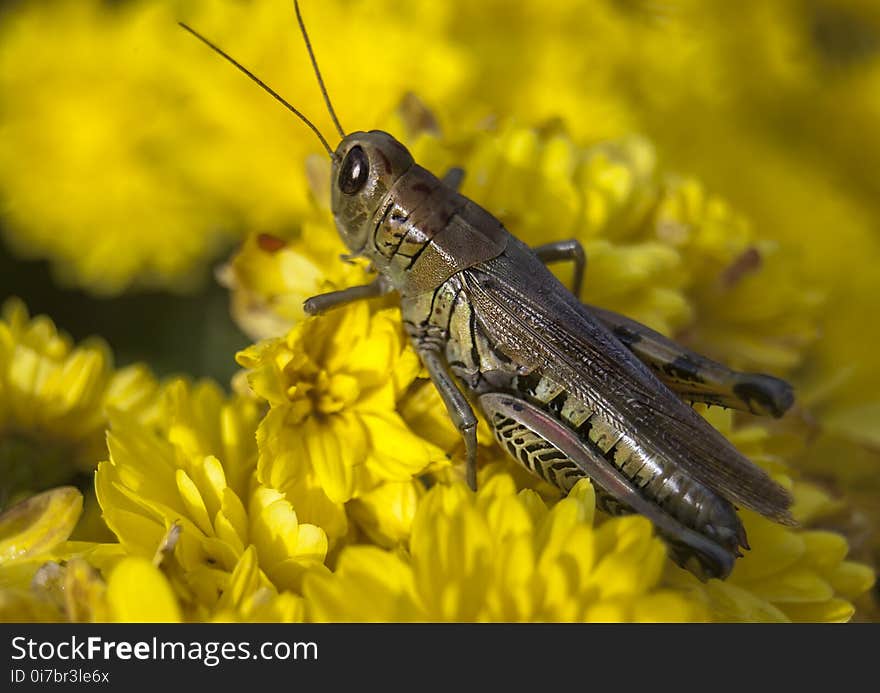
[331, 131, 414, 253]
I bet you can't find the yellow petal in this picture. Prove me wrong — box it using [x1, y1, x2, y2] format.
[731, 515, 804, 582]
[827, 561, 875, 600]
[189, 455, 228, 521]
[0, 486, 82, 562]
[305, 416, 362, 504]
[702, 581, 790, 622]
[216, 487, 249, 548]
[175, 469, 212, 536]
[361, 411, 438, 480]
[305, 545, 418, 622]
[348, 480, 423, 548]
[798, 531, 848, 571]
[747, 569, 834, 604]
[631, 592, 709, 623]
[216, 545, 262, 613]
[779, 598, 855, 624]
[105, 558, 181, 623]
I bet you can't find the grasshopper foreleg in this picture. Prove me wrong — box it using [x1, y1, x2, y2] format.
[419, 346, 479, 491]
[303, 276, 393, 315]
[532, 239, 586, 297]
[586, 305, 794, 417]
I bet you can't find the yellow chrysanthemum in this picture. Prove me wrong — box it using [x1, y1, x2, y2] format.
[0, 298, 159, 506]
[307, 466, 872, 622]
[236, 301, 446, 543]
[1, 556, 183, 624]
[305, 473, 707, 622]
[0, 486, 135, 623]
[685, 517, 875, 623]
[95, 379, 324, 619]
[219, 217, 373, 342]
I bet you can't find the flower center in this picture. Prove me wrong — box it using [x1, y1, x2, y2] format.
[285, 365, 361, 419]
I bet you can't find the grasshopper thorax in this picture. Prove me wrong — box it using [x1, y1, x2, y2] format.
[331, 131, 415, 254]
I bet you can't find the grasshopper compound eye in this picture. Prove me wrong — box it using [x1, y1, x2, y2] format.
[339, 146, 369, 195]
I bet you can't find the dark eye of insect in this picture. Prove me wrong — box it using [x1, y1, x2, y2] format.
[339, 146, 369, 195]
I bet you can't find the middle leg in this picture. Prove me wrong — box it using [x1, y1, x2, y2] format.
[532, 239, 587, 297]
[418, 346, 479, 491]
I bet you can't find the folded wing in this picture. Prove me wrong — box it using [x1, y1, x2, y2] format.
[460, 236, 794, 524]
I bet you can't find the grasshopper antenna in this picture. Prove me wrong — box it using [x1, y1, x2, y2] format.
[178, 22, 335, 157]
[294, 0, 346, 139]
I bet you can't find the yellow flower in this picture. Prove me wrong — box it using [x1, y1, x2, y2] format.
[1, 557, 181, 623]
[306, 473, 707, 622]
[95, 379, 326, 618]
[237, 301, 446, 543]
[0, 486, 141, 623]
[220, 218, 374, 341]
[704, 521, 873, 623]
[0, 298, 159, 506]
[8, 549, 304, 623]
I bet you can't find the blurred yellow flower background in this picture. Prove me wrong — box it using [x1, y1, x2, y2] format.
[0, 0, 878, 622]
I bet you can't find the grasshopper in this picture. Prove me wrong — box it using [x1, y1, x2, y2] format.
[181, 0, 796, 580]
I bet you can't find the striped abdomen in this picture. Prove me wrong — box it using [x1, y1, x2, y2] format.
[506, 371, 745, 552]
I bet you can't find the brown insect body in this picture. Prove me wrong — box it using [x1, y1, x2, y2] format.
[327, 130, 793, 579]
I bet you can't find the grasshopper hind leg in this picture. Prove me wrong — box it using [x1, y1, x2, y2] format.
[479, 392, 738, 580]
[587, 305, 794, 418]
